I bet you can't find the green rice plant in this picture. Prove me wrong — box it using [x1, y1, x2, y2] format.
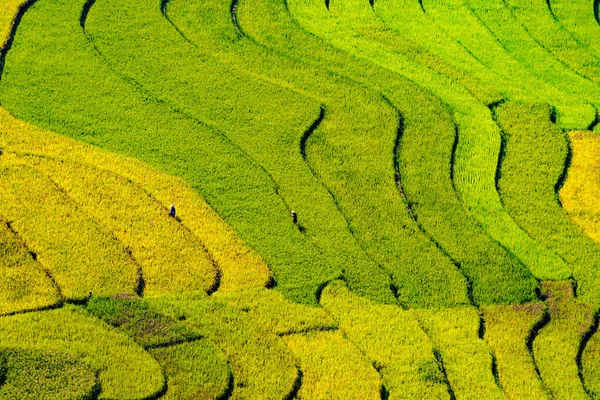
[149, 294, 301, 399]
[148, 340, 232, 400]
[419, 0, 596, 129]
[0, 219, 61, 315]
[0, 107, 272, 293]
[12, 152, 218, 297]
[320, 281, 450, 399]
[415, 307, 506, 399]
[0, 305, 165, 399]
[495, 102, 600, 305]
[284, 0, 545, 300]
[0, 162, 139, 301]
[482, 304, 549, 399]
[282, 330, 382, 399]
[171, 0, 491, 308]
[503, 0, 600, 84]
[0, 348, 99, 400]
[462, 0, 600, 109]
[88, 0, 473, 309]
[532, 281, 592, 399]
[0, 0, 396, 306]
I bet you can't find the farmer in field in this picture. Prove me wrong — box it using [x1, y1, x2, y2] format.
[169, 204, 176, 218]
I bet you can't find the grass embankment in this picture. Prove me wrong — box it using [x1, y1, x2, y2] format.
[0, 348, 99, 400]
[0, 163, 139, 301]
[286, 0, 542, 298]
[532, 282, 593, 399]
[0, 306, 165, 399]
[419, 0, 596, 129]
[139, 0, 470, 308]
[495, 103, 600, 305]
[482, 304, 549, 399]
[282, 330, 383, 399]
[0, 219, 61, 315]
[504, 0, 600, 84]
[0, 0, 398, 306]
[0, 107, 271, 293]
[321, 281, 450, 399]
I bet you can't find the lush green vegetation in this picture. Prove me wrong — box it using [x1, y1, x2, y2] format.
[5, 0, 600, 397]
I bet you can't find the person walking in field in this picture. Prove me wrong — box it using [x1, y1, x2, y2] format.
[169, 204, 176, 218]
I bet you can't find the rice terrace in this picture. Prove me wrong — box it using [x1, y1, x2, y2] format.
[5, 0, 600, 398]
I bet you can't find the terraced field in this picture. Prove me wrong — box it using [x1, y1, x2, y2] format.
[2, 0, 600, 397]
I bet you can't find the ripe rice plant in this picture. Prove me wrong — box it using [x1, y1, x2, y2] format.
[320, 281, 450, 399]
[282, 330, 382, 399]
[0, 348, 99, 400]
[0, 306, 165, 399]
[0, 0, 22, 47]
[482, 304, 548, 399]
[495, 103, 600, 304]
[0, 163, 139, 301]
[148, 340, 231, 400]
[415, 307, 506, 399]
[532, 281, 593, 399]
[0, 107, 272, 293]
[15, 153, 218, 297]
[560, 131, 600, 245]
[0, 219, 61, 315]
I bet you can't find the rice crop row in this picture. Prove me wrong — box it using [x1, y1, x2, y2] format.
[418, 0, 596, 129]
[149, 294, 303, 399]
[11, 152, 218, 297]
[0, 162, 139, 301]
[0, 306, 166, 399]
[149, 340, 232, 400]
[495, 102, 600, 305]
[414, 307, 506, 399]
[504, 0, 600, 85]
[0, 219, 61, 315]
[0, 107, 272, 294]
